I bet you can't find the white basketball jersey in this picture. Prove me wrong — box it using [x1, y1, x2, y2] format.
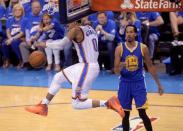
[73, 25, 99, 63]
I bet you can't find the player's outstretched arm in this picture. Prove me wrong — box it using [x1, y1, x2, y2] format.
[46, 37, 72, 50]
[142, 44, 164, 95]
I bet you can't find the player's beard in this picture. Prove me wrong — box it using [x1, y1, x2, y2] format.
[126, 37, 133, 43]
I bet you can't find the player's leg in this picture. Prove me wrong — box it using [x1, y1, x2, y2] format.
[122, 111, 130, 131]
[133, 80, 152, 131]
[45, 47, 53, 71]
[138, 109, 152, 131]
[118, 80, 132, 124]
[71, 63, 106, 109]
[25, 65, 74, 116]
[71, 63, 124, 118]
[72, 98, 106, 109]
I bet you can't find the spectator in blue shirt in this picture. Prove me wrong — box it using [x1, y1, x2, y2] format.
[0, 0, 6, 66]
[19, 0, 43, 69]
[89, 11, 115, 24]
[20, 0, 45, 17]
[170, 11, 183, 40]
[6, 0, 19, 19]
[169, 11, 183, 75]
[136, 12, 164, 58]
[0, 0, 6, 36]
[37, 13, 65, 71]
[0, 0, 5, 19]
[116, 12, 142, 43]
[93, 12, 116, 72]
[42, 0, 60, 20]
[2, 4, 27, 68]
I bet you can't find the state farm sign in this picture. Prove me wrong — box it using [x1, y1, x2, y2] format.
[91, 0, 183, 11]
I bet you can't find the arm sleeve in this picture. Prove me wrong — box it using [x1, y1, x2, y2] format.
[46, 36, 71, 50]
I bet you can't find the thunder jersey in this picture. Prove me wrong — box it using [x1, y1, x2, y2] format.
[120, 42, 145, 81]
[73, 25, 99, 63]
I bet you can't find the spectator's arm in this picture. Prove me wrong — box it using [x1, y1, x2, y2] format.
[101, 29, 115, 41]
[149, 16, 164, 27]
[12, 31, 24, 40]
[45, 26, 76, 49]
[6, 29, 11, 39]
[42, 23, 54, 32]
[25, 29, 31, 42]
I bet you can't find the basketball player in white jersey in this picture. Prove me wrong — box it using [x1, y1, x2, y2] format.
[25, 21, 124, 118]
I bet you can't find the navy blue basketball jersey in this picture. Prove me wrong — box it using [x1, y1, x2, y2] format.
[120, 42, 145, 81]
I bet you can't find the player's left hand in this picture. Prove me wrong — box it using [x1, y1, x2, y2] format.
[158, 85, 164, 96]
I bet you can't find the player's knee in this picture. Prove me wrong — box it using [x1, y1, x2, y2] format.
[124, 111, 130, 120]
[52, 72, 64, 84]
[138, 109, 148, 119]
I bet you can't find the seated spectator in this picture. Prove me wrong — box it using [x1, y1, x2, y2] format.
[169, 12, 183, 40]
[37, 13, 65, 71]
[0, 0, 6, 39]
[116, 12, 141, 43]
[169, 12, 183, 75]
[0, 0, 6, 19]
[20, 0, 45, 17]
[88, 11, 114, 24]
[6, 0, 19, 19]
[93, 12, 116, 72]
[42, 0, 60, 21]
[19, 0, 43, 69]
[1, 4, 26, 68]
[4, 0, 9, 8]
[0, 0, 6, 66]
[136, 12, 164, 58]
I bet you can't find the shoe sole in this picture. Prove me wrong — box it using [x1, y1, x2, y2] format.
[25, 107, 47, 116]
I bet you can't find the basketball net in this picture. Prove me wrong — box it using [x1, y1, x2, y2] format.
[91, 0, 183, 12]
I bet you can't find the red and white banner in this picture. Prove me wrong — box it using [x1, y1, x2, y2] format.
[91, 0, 183, 12]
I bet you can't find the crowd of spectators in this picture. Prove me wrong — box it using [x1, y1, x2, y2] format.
[0, 0, 182, 75]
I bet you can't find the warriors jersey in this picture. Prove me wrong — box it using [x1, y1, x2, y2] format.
[73, 25, 99, 63]
[120, 42, 145, 81]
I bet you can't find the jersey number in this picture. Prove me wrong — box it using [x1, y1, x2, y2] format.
[92, 38, 98, 52]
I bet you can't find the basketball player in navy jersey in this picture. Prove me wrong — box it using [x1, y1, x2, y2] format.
[25, 21, 124, 118]
[114, 25, 164, 131]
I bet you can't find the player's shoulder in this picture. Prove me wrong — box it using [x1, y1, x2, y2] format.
[140, 43, 148, 57]
[140, 43, 147, 48]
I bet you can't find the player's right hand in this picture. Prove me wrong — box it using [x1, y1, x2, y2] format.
[120, 62, 126, 70]
[158, 85, 164, 96]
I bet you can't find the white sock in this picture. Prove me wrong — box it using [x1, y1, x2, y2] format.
[41, 99, 50, 105]
[100, 100, 107, 107]
[72, 99, 92, 109]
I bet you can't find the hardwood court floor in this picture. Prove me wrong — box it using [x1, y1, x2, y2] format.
[0, 86, 183, 131]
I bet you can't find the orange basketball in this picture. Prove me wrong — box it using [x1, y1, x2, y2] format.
[29, 51, 46, 68]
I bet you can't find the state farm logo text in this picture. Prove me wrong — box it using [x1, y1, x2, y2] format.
[121, 0, 180, 9]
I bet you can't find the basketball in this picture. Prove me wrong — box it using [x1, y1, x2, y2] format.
[29, 51, 46, 68]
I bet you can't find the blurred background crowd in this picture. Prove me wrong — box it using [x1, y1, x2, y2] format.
[0, 0, 183, 75]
